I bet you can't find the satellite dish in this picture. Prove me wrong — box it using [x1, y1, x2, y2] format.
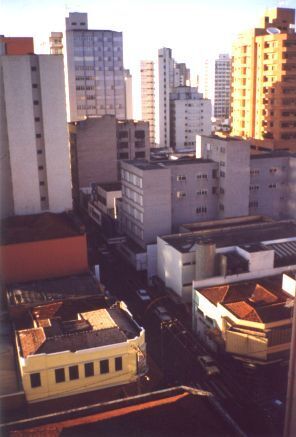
[266, 27, 281, 35]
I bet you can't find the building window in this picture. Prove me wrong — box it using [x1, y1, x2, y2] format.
[100, 359, 109, 374]
[36, 133, 42, 138]
[84, 362, 94, 377]
[33, 100, 39, 105]
[35, 117, 40, 122]
[197, 189, 207, 195]
[268, 183, 276, 189]
[55, 368, 65, 383]
[69, 365, 79, 380]
[32, 84, 38, 89]
[269, 168, 277, 174]
[39, 181, 45, 186]
[38, 166, 44, 170]
[31, 66, 37, 72]
[37, 150, 43, 154]
[196, 206, 207, 214]
[249, 201, 259, 208]
[176, 175, 186, 181]
[30, 372, 41, 388]
[41, 196, 46, 202]
[176, 191, 186, 199]
[115, 357, 123, 371]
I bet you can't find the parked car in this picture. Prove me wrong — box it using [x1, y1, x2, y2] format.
[153, 305, 172, 322]
[136, 288, 151, 302]
[197, 355, 220, 377]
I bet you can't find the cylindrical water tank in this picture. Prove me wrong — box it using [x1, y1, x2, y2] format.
[195, 240, 216, 280]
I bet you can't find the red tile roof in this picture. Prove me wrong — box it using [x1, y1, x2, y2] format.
[18, 328, 46, 358]
[224, 302, 262, 323]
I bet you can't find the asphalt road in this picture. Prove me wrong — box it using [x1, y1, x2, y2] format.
[88, 239, 288, 436]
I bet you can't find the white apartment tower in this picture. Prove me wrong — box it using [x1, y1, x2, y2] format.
[158, 47, 191, 148]
[65, 12, 126, 122]
[170, 87, 211, 150]
[0, 54, 72, 218]
[124, 69, 133, 119]
[141, 60, 155, 146]
[214, 54, 231, 120]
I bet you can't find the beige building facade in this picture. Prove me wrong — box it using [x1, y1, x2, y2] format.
[141, 60, 155, 146]
[231, 7, 296, 150]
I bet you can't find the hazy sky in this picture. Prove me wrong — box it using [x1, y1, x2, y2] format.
[1, 0, 294, 120]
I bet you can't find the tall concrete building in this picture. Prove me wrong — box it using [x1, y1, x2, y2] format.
[158, 48, 191, 148]
[170, 86, 211, 150]
[65, 12, 125, 122]
[141, 60, 155, 146]
[69, 116, 150, 206]
[124, 69, 133, 119]
[214, 54, 231, 120]
[231, 7, 296, 150]
[49, 32, 63, 55]
[0, 54, 72, 218]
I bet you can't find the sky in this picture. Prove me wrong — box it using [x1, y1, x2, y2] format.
[1, 0, 294, 121]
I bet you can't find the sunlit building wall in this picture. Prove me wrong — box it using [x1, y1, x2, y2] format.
[231, 7, 296, 150]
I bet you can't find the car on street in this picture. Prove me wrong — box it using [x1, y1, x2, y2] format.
[136, 288, 151, 302]
[153, 305, 172, 322]
[197, 355, 220, 377]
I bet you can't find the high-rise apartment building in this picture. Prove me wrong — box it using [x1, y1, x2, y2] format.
[65, 12, 126, 122]
[170, 86, 211, 150]
[124, 69, 133, 119]
[49, 32, 63, 55]
[231, 8, 296, 150]
[158, 48, 191, 148]
[141, 60, 155, 146]
[0, 54, 72, 218]
[214, 54, 231, 120]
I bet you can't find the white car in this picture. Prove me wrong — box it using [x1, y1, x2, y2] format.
[197, 355, 220, 377]
[136, 289, 151, 302]
[153, 305, 172, 322]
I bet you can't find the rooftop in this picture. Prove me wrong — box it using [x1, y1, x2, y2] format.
[197, 279, 292, 324]
[1, 212, 84, 245]
[17, 299, 141, 358]
[96, 182, 121, 192]
[123, 158, 214, 171]
[5, 386, 242, 436]
[180, 215, 273, 233]
[251, 150, 296, 160]
[6, 273, 100, 308]
[162, 220, 296, 253]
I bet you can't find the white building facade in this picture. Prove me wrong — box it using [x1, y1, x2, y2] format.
[141, 60, 155, 146]
[214, 54, 231, 121]
[65, 12, 126, 122]
[0, 54, 72, 218]
[170, 86, 211, 151]
[158, 48, 191, 149]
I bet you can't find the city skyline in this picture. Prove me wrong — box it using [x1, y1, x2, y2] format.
[2, 0, 295, 121]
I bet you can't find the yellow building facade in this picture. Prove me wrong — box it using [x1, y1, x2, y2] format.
[231, 8, 296, 150]
[15, 301, 146, 403]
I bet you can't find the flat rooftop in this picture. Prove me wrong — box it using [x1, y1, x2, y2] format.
[124, 158, 214, 171]
[251, 151, 296, 159]
[162, 220, 296, 253]
[1, 212, 84, 245]
[4, 386, 242, 436]
[96, 182, 121, 192]
[6, 273, 100, 308]
[17, 299, 140, 358]
[181, 215, 273, 233]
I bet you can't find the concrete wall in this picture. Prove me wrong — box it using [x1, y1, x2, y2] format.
[170, 161, 218, 230]
[1, 235, 88, 283]
[287, 156, 296, 219]
[73, 116, 118, 189]
[39, 56, 72, 212]
[1, 56, 41, 215]
[250, 155, 289, 218]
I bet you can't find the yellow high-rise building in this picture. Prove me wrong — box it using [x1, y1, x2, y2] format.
[231, 8, 296, 150]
